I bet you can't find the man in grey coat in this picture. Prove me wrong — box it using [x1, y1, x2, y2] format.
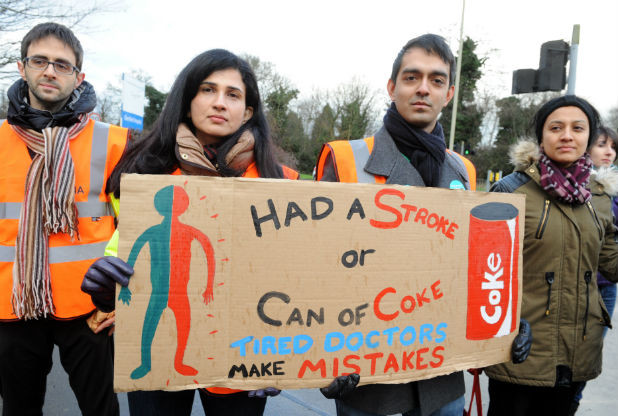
[315, 33, 470, 416]
[315, 33, 531, 416]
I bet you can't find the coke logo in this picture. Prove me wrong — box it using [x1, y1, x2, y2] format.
[480, 253, 504, 325]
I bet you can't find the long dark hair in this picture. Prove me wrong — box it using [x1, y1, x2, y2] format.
[107, 49, 283, 197]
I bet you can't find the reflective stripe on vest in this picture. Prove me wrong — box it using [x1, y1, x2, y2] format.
[0, 200, 109, 219]
[348, 139, 379, 183]
[0, 241, 108, 263]
[0, 122, 111, 220]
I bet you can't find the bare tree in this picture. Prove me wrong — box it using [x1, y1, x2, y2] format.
[241, 54, 295, 102]
[295, 89, 330, 137]
[241, 55, 380, 173]
[97, 82, 121, 124]
[0, 0, 119, 79]
[0, 88, 8, 118]
[332, 78, 379, 140]
[93, 69, 168, 129]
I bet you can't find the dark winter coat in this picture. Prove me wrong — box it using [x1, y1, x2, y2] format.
[485, 140, 618, 387]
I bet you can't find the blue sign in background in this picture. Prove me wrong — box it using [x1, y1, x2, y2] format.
[121, 110, 143, 131]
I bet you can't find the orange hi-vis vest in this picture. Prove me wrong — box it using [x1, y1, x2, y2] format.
[243, 162, 299, 180]
[446, 149, 476, 190]
[316, 137, 386, 184]
[0, 119, 127, 321]
[173, 162, 299, 180]
[316, 136, 476, 190]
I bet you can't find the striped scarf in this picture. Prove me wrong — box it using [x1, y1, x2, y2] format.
[11, 114, 90, 319]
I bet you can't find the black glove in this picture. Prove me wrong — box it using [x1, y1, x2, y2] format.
[512, 318, 532, 364]
[247, 387, 281, 398]
[320, 374, 360, 399]
[81, 256, 134, 312]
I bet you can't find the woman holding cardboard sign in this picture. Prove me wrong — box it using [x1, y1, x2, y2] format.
[486, 95, 618, 415]
[81, 49, 297, 416]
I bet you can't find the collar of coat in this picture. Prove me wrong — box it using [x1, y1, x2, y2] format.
[174, 123, 255, 175]
[509, 139, 618, 197]
[359, 126, 470, 188]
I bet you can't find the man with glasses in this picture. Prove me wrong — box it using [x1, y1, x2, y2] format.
[0, 22, 127, 415]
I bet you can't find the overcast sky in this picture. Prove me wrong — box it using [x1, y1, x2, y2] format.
[7, 0, 618, 120]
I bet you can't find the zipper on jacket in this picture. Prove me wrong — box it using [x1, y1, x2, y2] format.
[536, 200, 551, 239]
[586, 201, 603, 240]
[583, 271, 592, 340]
[545, 272, 555, 316]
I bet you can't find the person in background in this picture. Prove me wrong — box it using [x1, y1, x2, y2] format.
[570, 125, 618, 414]
[0, 22, 127, 415]
[486, 96, 618, 416]
[315, 33, 531, 416]
[80, 48, 296, 416]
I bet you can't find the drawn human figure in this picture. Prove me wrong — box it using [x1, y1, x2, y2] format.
[119, 185, 215, 379]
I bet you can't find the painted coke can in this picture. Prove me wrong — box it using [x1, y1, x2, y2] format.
[466, 202, 519, 340]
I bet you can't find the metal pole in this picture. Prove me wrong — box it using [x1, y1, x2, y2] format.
[448, 0, 466, 150]
[566, 24, 580, 95]
[120, 73, 125, 128]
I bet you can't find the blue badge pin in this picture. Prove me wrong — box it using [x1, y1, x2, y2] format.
[449, 180, 465, 190]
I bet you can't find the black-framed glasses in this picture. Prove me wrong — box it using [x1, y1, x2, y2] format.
[23, 57, 79, 75]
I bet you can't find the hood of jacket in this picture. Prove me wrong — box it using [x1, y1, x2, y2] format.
[508, 138, 618, 197]
[7, 78, 96, 131]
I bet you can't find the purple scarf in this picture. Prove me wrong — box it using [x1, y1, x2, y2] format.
[538, 150, 592, 205]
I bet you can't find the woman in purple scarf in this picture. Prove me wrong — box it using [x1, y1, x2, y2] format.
[485, 96, 618, 416]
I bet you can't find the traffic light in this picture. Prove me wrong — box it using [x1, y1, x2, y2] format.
[512, 69, 536, 94]
[512, 40, 570, 94]
[464, 143, 474, 156]
[537, 40, 569, 91]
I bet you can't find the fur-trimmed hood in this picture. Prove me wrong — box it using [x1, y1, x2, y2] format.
[508, 139, 541, 171]
[593, 166, 618, 197]
[508, 139, 618, 197]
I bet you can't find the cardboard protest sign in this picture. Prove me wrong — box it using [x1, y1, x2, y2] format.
[114, 174, 525, 392]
